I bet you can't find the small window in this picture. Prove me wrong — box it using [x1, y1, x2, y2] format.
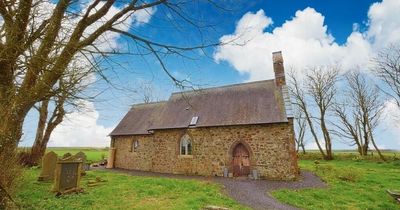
[131, 139, 139, 152]
[110, 139, 115, 148]
[180, 135, 192, 155]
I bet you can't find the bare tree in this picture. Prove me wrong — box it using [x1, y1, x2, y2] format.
[373, 44, 400, 107]
[333, 71, 385, 160]
[289, 67, 339, 160]
[0, 1, 229, 206]
[135, 81, 158, 104]
[28, 62, 93, 166]
[294, 107, 306, 154]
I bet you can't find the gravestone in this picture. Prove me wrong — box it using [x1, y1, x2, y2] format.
[75, 152, 87, 175]
[62, 152, 72, 159]
[38, 151, 58, 181]
[52, 156, 82, 194]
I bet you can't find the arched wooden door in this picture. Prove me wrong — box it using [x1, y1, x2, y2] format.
[232, 143, 250, 177]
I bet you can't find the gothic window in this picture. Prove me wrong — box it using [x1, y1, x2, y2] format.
[180, 135, 192, 155]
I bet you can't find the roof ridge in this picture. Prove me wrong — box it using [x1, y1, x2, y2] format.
[171, 79, 275, 95]
[131, 101, 167, 108]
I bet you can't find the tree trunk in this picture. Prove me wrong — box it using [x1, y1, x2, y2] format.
[367, 123, 386, 161]
[304, 110, 328, 159]
[0, 109, 27, 209]
[29, 97, 65, 165]
[320, 116, 334, 160]
[29, 99, 50, 166]
[300, 143, 306, 154]
[362, 114, 369, 155]
[362, 144, 369, 156]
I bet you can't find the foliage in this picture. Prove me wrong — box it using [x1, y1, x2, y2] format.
[15, 169, 246, 210]
[273, 159, 400, 210]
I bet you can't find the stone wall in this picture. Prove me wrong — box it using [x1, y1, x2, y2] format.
[111, 122, 299, 180]
[113, 135, 154, 171]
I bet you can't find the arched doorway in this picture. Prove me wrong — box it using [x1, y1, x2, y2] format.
[232, 143, 250, 177]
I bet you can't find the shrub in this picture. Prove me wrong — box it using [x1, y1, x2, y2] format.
[314, 163, 362, 183]
[337, 167, 362, 182]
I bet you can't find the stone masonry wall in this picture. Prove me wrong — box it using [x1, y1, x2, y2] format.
[113, 135, 154, 171]
[112, 122, 299, 180]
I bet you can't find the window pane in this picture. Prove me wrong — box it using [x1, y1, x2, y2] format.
[180, 135, 192, 155]
[187, 142, 192, 155]
[181, 145, 186, 155]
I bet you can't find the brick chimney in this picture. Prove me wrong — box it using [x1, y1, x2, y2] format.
[272, 51, 285, 86]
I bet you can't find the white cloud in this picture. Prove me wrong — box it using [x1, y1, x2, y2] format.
[214, 0, 400, 81]
[305, 140, 325, 150]
[82, 2, 156, 52]
[367, 0, 400, 49]
[380, 99, 400, 146]
[48, 100, 113, 147]
[132, 8, 157, 26]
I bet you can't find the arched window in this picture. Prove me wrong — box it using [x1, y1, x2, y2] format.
[180, 135, 192, 155]
[131, 139, 139, 152]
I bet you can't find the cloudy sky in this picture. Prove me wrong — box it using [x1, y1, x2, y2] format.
[19, 0, 400, 150]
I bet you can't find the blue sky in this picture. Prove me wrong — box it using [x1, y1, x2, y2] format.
[20, 0, 400, 150]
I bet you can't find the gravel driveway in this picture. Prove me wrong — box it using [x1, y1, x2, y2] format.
[104, 168, 326, 210]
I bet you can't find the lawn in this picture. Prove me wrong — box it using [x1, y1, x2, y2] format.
[272, 159, 400, 210]
[16, 169, 247, 210]
[16, 148, 400, 209]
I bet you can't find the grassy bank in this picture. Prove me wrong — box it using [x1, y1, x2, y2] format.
[46, 147, 108, 162]
[272, 159, 400, 209]
[16, 169, 246, 210]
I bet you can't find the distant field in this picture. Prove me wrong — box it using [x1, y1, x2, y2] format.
[46, 147, 108, 162]
[299, 150, 400, 161]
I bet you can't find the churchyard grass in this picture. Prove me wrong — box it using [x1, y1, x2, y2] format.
[16, 148, 400, 209]
[272, 155, 400, 210]
[16, 168, 247, 210]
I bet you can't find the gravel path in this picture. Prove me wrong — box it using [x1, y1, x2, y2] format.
[103, 168, 326, 210]
[214, 171, 327, 210]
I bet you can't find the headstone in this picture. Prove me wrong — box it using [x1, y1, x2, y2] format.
[38, 151, 58, 181]
[75, 152, 87, 175]
[62, 152, 72, 159]
[52, 157, 82, 194]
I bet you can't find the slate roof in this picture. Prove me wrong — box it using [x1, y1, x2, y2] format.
[109, 79, 291, 136]
[109, 101, 166, 135]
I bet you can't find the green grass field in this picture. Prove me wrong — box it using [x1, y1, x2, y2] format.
[16, 148, 400, 209]
[16, 168, 247, 210]
[273, 159, 400, 209]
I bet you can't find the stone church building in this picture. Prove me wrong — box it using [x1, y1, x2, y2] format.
[108, 52, 299, 180]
